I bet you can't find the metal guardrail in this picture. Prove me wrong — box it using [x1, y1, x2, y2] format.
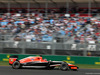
[0, 41, 100, 50]
[0, 41, 100, 56]
[0, 35, 13, 41]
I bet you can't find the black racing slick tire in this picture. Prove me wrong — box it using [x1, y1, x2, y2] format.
[60, 62, 68, 71]
[12, 61, 21, 69]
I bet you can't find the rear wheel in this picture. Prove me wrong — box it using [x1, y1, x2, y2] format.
[12, 61, 21, 69]
[60, 62, 68, 71]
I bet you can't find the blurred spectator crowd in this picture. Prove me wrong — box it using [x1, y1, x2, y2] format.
[74, 17, 100, 44]
[0, 13, 87, 42]
[0, 7, 100, 43]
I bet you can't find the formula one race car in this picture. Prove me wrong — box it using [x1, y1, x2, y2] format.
[9, 55, 79, 71]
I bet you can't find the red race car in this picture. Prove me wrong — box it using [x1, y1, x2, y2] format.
[9, 55, 79, 71]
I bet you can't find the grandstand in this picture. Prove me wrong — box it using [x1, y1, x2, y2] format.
[0, 0, 100, 56]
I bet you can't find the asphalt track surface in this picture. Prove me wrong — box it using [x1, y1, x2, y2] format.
[0, 66, 100, 75]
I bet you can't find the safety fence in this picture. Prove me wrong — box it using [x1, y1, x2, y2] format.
[0, 41, 100, 56]
[0, 41, 99, 50]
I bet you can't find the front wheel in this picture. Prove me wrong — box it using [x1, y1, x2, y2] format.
[60, 62, 68, 71]
[12, 61, 21, 69]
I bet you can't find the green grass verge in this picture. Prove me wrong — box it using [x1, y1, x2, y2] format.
[0, 61, 100, 69]
[74, 64, 100, 69]
[0, 61, 9, 66]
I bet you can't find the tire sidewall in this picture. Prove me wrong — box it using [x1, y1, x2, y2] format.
[12, 61, 21, 69]
[60, 62, 68, 71]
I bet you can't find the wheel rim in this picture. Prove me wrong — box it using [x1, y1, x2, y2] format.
[14, 63, 19, 68]
[60, 62, 68, 70]
[62, 64, 67, 69]
[13, 61, 20, 69]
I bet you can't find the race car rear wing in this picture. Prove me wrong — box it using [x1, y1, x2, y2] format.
[10, 55, 18, 58]
[9, 55, 18, 65]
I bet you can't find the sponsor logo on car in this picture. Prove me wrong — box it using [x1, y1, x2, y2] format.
[31, 59, 34, 61]
[11, 59, 13, 62]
